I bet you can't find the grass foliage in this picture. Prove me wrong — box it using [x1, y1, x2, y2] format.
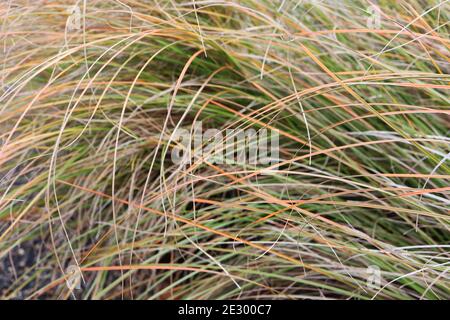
[0, 0, 449, 299]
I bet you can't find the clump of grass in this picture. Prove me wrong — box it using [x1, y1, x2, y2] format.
[0, 0, 449, 299]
